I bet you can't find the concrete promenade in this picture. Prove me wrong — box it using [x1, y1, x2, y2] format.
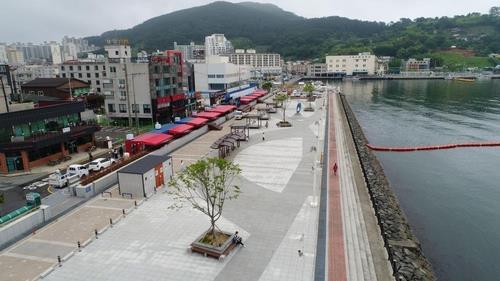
[0, 90, 394, 281]
[328, 92, 393, 281]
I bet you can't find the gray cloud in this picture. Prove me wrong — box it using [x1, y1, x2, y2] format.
[0, 0, 497, 42]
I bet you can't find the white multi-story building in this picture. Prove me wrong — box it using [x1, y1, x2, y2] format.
[6, 48, 24, 65]
[12, 65, 60, 89]
[307, 63, 328, 77]
[0, 45, 8, 64]
[205, 34, 233, 57]
[60, 60, 107, 94]
[326, 52, 377, 76]
[174, 42, 205, 61]
[228, 49, 282, 76]
[50, 43, 63, 64]
[193, 56, 251, 92]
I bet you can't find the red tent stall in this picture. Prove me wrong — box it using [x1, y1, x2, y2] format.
[186, 117, 209, 127]
[125, 133, 173, 155]
[168, 124, 195, 138]
[195, 111, 223, 120]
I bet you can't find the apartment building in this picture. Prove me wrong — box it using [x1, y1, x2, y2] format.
[173, 41, 205, 61]
[307, 63, 329, 77]
[326, 52, 377, 76]
[60, 60, 107, 94]
[205, 34, 233, 57]
[228, 49, 282, 76]
[404, 58, 431, 72]
[193, 56, 251, 92]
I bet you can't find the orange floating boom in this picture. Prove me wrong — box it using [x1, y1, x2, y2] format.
[366, 141, 500, 152]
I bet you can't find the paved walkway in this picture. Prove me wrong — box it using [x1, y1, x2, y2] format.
[328, 92, 394, 281]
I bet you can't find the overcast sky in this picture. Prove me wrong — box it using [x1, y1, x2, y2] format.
[0, 0, 497, 43]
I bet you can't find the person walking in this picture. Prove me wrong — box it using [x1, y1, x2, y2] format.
[333, 162, 338, 176]
[118, 145, 124, 158]
[262, 131, 265, 141]
[88, 151, 93, 162]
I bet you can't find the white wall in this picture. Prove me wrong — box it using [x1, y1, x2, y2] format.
[162, 158, 173, 186]
[142, 169, 155, 197]
[0, 209, 44, 249]
[118, 173, 144, 198]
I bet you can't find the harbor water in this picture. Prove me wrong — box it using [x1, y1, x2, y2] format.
[342, 79, 500, 281]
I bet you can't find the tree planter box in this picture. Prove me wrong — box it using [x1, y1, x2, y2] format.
[191, 230, 237, 260]
[276, 121, 292, 127]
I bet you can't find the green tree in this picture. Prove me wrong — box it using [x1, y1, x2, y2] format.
[261, 81, 273, 93]
[303, 82, 315, 110]
[275, 92, 290, 124]
[169, 158, 241, 245]
[490, 6, 500, 17]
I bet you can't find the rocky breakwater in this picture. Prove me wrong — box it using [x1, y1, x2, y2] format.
[339, 94, 436, 281]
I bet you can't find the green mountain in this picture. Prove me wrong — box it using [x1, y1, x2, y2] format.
[87, 1, 500, 63]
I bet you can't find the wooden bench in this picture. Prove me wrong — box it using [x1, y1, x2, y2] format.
[190, 235, 240, 260]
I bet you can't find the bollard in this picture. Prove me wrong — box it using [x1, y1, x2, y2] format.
[122, 209, 125, 216]
[109, 218, 113, 227]
[77, 241, 81, 252]
[95, 229, 98, 239]
[134, 200, 137, 208]
[58, 255, 62, 267]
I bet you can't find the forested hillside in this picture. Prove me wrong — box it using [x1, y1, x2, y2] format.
[87, 1, 500, 65]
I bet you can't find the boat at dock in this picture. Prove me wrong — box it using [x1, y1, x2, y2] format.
[454, 77, 475, 83]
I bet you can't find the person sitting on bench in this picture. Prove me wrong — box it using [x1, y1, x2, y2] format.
[233, 231, 246, 247]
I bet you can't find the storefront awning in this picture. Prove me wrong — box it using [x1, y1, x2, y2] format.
[168, 124, 194, 136]
[186, 117, 209, 127]
[133, 133, 173, 146]
[195, 111, 223, 120]
[252, 89, 267, 97]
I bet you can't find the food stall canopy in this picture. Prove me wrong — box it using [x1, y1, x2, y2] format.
[210, 105, 237, 114]
[186, 117, 209, 127]
[153, 123, 179, 134]
[168, 124, 195, 136]
[133, 133, 173, 146]
[195, 111, 223, 120]
[174, 117, 192, 124]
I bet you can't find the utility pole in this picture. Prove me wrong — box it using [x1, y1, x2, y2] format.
[0, 75, 9, 113]
[124, 63, 133, 127]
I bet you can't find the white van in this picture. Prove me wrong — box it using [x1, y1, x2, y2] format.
[68, 164, 89, 178]
[48, 172, 69, 188]
[89, 158, 115, 172]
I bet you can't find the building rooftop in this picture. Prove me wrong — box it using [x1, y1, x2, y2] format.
[119, 154, 171, 174]
[22, 78, 88, 88]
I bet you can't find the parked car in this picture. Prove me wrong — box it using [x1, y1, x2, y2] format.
[67, 164, 89, 178]
[234, 110, 247, 120]
[89, 158, 116, 172]
[48, 171, 69, 188]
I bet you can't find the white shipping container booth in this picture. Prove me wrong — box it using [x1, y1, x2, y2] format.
[117, 154, 173, 198]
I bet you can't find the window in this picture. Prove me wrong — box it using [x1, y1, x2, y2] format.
[95, 65, 98, 71]
[143, 104, 151, 114]
[208, 74, 216, 78]
[163, 65, 169, 72]
[61, 66, 65, 71]
[78, 73, 82, 78]
[107, 103, 116, 113]
[110, 66, 116, 73]
[95, 73, 99, 78]
[115, 51, 119, 56]
[155, 79, 160, 87]
[69, 66, 73, 71]
[78, 66, 82, 71]
[62, 73, 66, 78]
[132, 104, 139, 113]
[70, 73, 74, 78]
[154, 66, 160, 74]
[103, 65, 106, 70]
[37, 91, 44, 96]
[87, 73, 91, 78]
[120, 91, 126, 100]
[216, 74, 224, 78]
[96, 87, 101, 93]
[119, 104, 127, 113]
[86, 65, 90, 71]
[96, 80, 100, 85]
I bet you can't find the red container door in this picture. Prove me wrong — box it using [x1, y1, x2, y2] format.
[155, 164, 164, 188]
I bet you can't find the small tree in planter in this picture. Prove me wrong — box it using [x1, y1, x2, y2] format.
[303, 82, 315, 111]
[274, 92, 292, 127]
[169, 158, 241, 251]
[261, 81, 273, 94]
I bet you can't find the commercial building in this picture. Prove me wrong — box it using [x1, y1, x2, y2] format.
[286, 61, 309, 75]
[21, 78, 90, 100]
[12, 65, 60, 91]
[0, 101, 99, 174]
[0, 45, 8, 64]
[194, 56, 251, 92]
[403, 58, 431, 72]
[205, 34, 233, 57]
[228, 49, 282, 76]
[60, 60, 106, 94]
[173, 42, 205, 61]
[6, 48, 25, 65]
[326, 52, 377, 76]
[307, 63, 330, 77]
[0, 65, 16, 111]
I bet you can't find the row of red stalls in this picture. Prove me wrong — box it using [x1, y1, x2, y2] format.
[125, 105, 237, 155]
[239, 89, 267, 105]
